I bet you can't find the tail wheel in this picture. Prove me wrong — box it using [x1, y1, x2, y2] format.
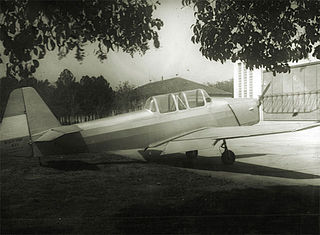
[221, 150, 235, 165]
[186, 150, 198, 160]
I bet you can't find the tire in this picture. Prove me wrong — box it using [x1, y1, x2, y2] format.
[221, 150, 236, 165]
[186, 150, 198, 160]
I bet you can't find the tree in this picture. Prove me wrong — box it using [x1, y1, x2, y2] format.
[184, 0, 320, 74]
[207, 79, 233, 96]
[0, 0, 163, 77]
[78, 75, 114, 117]
[114, 81, 141, 113]
[0, 76, 18, 120]
[54, 69, 79, 117]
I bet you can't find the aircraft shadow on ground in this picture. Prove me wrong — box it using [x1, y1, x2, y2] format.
[43, 152, 319, 179]
[145, 153, 319, 180]
[44, 160, 101, 171]
[44, 159, 144, 171]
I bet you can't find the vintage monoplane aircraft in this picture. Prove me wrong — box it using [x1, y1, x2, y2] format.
[0, 86, 319, 165]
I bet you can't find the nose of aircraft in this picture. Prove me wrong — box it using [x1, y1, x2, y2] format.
[227, 98, 260, 126]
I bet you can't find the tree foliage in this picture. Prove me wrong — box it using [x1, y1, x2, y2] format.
[54, 69, 79, 117]
[0, 71, 142, 122]
[184, 0, 320, 74]
[114, 81, 142, 113]
[0, 76, 19, 119]
[0, 0, 163, 77]
[207, 79, 233, 95]
[78, 75, 114, 116]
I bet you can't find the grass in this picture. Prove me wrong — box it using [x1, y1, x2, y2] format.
[1, 154, 319, 234]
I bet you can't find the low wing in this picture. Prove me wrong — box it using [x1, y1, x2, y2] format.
[147, 122, 320, 155]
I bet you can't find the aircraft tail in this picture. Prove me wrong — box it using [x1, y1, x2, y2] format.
[0, 87, 60, 156]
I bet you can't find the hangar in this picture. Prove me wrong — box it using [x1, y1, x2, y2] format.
[234, 59, 320, 121]
[135, 77, 232, 98]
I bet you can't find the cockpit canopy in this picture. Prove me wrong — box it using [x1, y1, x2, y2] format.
[144, 89, 211, 113]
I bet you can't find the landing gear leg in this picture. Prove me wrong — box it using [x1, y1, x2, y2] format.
[220, 139, 235, 165]
[38, 156, 42, 166]
[30, 141, 42, 166]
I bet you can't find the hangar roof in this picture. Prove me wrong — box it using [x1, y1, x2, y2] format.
[135, 77, 232, 98]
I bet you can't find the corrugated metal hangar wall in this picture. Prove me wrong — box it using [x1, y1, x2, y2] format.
[262, 61, 320, 121]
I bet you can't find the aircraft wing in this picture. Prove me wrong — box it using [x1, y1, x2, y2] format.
[147, 122, 320, 155]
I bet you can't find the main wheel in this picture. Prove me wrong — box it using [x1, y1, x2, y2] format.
[186, 150, 198, 160]
[221, 150, 235, 165]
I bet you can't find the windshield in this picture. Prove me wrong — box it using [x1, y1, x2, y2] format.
[184, 90, 205, 108]
[203, 90, 212, 103]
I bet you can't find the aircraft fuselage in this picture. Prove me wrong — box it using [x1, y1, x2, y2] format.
[0, 87, 259, 157]
[35, 98, 259, 156]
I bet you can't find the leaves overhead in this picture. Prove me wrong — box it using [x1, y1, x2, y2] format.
[183, 0, 320, 74]
[0, 0, 163, 77]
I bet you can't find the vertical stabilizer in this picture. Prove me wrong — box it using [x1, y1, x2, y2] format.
[0, 87, 60, 156]
[21, 87, 61, 136]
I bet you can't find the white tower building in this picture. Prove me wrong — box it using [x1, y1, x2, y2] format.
[233, 62, 262, 99]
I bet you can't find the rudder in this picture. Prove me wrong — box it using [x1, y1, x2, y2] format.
[22, 87, 61, 136]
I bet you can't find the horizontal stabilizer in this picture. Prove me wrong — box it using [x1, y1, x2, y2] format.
[35, 125, 82, 142]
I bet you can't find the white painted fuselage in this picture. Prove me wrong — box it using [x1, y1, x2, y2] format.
[35, 98, 259, 155]
[0, 87, 259, 157]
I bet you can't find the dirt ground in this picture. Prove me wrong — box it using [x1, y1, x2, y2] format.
[1, 152, 319, 234]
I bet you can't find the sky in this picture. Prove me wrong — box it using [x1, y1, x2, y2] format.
[0, 0, 234, 88]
